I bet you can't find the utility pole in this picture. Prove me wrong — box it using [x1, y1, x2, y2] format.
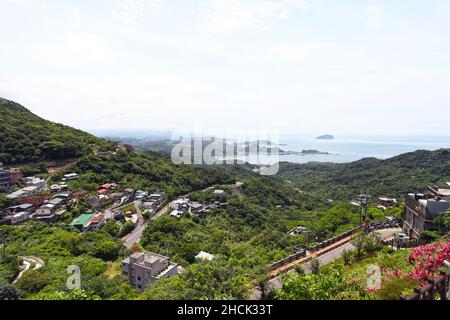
[357, 194, 371, 225]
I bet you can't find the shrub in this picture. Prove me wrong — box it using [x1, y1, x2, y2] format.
[374, 277, 419, 300]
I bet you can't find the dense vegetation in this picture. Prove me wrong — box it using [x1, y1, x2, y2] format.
[0, 222, 139, 300]
[278, 149, 450, 201]
[51, 150, 250, 198]
[0, 97, 116, 165]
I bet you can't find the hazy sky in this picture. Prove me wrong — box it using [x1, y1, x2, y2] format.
[1, 0, 450, 135]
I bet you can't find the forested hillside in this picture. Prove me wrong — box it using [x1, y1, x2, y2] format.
[278, 149, 450, 201]
[0, 97, 115, 165]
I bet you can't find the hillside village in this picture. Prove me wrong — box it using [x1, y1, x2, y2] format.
[1, 142, 450, 299]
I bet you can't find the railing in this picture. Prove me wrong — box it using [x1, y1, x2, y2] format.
[400, 271, 450, 300]
[268, 250, 307, 271]
[268, 225, 363, 272]
[307, 226, 362, 252]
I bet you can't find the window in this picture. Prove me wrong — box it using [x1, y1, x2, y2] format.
[138, 276, 141, 281]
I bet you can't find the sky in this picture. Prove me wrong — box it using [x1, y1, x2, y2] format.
[1, 0, 450, 136]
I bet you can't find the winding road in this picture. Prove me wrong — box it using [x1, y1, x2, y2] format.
[13, 256, 45, 284]
[122, 201, 171, 248]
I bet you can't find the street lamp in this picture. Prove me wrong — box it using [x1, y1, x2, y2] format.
[444, 260, 450, 300]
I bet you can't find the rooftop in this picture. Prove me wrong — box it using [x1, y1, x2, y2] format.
[195, 251, 214, 261]
[89, 212, 104, 224]
[71, 213, 95, 227]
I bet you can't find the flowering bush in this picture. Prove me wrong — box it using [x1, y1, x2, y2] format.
[407, 242, 450, 280]
[131, 245, 142, 252]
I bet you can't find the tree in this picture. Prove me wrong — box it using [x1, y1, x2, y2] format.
[309, 259, 321, 275]
[146, 257, 251, 300]
[0, 282, 21, 300]
[273, 267, 355, 300]
[15, 270, 53, 295]
[342, 249, 352, 266]
[102, 220, 121, 238]
[119, 221, 135, 237]
[433, 214, 450, 234]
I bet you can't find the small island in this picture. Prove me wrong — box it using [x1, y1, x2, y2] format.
[316, 134, 335, 140]
[278, 149, 332, 156]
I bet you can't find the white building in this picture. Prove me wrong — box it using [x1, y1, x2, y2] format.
[195, 251, 214, 261]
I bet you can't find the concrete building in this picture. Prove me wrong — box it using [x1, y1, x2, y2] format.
[403, 191, 450, 239]
[0, 166, 11, 190]
[84, 212, 106, 231]
[122, 251, 180, 292]
[25, 177, 46, 190]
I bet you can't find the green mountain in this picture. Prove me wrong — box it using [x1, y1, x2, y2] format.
[278, 149, 450, 201]
[0, 97, 116, 165]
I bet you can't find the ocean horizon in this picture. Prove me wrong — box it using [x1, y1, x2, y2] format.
[225, 134, 450, 165]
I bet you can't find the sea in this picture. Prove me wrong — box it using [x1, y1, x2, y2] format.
[225, 135, 450, 165]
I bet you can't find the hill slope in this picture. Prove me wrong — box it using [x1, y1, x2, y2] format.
[0, 97, 115, 165]
[278, 149, 450, 200]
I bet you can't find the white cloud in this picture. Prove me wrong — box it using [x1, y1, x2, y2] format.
[0, 0, 47, 8]
[191, 0, 306, 34]
[32, 32, 112, 67]
[111, 0, 165, 25]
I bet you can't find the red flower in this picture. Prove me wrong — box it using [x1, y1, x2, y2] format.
[407, 242, 450, 281]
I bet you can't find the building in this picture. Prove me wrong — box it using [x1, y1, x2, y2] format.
[403, 190, 450, 239]
[72, 191, 88, 199]
[0, 169, 10, 190]
[84, 212, 106, 231]
[170, 197, 190, 212]
[25, 177, 45, 190]
[9, 170, 22, 185]
[97, 189, 108, 195]
[33, 204, 58, 222]
[121, 251, 180, 292]
[7, 203, 34, 214]
[52, 192, 71, 202]
[214, 189, 225, 199]
[378, 197, 397, 209]
[195, 251, 214, 261]
[63, 173, 78, 181]
[189, 202, 204, 214]
[20, 194, 50, 207]
[6, 186, 40, 203]
[48, 197, 66, 209]
[427, 186, 450, 201]
[10, 212, 30, 225]
[134, 190, 148, 201]
[0, 163, 22, 190]
[70, 212, 95, 232]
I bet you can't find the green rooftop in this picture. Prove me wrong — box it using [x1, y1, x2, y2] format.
[71, 212, 94, 231]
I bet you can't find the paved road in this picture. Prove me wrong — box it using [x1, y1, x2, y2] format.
[249, 241, 356, 300]
[122, 201, 171, 248]
[13, 256, 45, 284]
